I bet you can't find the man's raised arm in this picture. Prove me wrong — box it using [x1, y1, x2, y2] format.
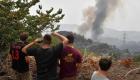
[52, 32, 68, 45]
[22, 38, 41, 54]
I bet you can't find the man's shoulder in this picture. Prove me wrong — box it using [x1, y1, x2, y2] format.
[72, 47, 81, 55]
[28, 47, 39, 51]
[10, 41, 21, 48]
[92, 71, 98, 76]
[64, 46, 81, 54]
[53, 43, 63, 49]
[12, 41, 28, 46]
[92, 71, 109, 80]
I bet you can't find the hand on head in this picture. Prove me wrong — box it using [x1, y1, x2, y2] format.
[51, 32, 58, 36]
[34, 38, 43, 43]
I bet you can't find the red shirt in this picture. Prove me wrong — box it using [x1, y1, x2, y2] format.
[59, 46, 82, 79]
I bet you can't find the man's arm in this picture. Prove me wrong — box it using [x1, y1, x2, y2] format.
[22, 38, 41, 54]
[52, 32, 68, 45]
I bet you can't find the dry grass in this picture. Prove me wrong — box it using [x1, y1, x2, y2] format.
[0, 54, 140, 80]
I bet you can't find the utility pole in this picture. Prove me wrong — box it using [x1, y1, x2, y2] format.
[123, 32, 126, 46]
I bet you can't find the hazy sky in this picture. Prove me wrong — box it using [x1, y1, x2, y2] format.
[30, 0, 140, 31]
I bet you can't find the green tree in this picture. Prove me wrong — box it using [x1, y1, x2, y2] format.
[0, 0, 64, 53]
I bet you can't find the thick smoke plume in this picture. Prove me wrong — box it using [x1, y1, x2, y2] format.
[79, 0, 120, 40]
[78, 6, 95, 35]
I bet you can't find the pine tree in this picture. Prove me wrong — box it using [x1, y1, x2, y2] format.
[0, 0, 64, 53]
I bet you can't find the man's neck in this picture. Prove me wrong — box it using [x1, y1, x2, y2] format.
[20, 40, 26, 42]
[99, 70, 108, 77]
[66, 43, 74, 48]
[41, 44, 50, 49]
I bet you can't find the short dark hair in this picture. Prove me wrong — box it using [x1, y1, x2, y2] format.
[99, 57, 112, 71]
[43, 34, 52, 44]
[20, 32, 28, 41]
[66, 33, 74, 43]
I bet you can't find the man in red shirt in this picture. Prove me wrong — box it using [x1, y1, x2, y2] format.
[59, 32, 82, 80]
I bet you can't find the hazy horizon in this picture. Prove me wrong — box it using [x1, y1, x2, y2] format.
[30, 0, 140, 31]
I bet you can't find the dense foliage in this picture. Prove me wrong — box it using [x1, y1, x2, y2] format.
[0, 0, 64, 52]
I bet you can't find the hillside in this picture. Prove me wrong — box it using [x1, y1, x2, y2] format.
[60, 24, 140, 53]
[59, 31, 122, 58]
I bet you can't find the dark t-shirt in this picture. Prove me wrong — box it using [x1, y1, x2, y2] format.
[59, 46, 82, 79]
[9, 41, 29, 73]
[27, 43, 63, 80]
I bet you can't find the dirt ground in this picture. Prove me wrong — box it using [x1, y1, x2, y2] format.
[0, 55, 140, 80]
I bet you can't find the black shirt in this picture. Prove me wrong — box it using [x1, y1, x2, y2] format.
[27, 43, 63, 80]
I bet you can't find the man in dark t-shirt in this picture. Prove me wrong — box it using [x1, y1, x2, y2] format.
[22, 32, 68, 80]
